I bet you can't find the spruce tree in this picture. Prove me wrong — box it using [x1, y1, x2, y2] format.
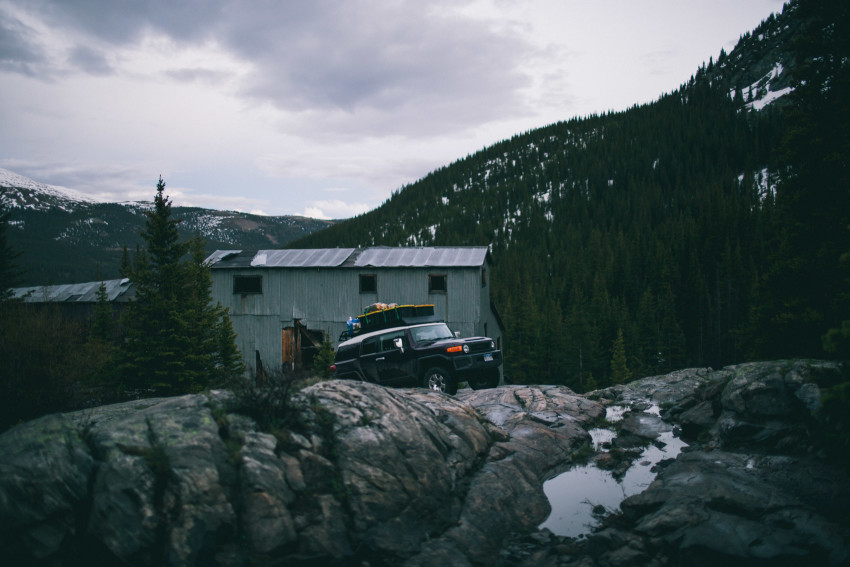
[610, 328, 631, 384]
[90, 282, 114, 342]
[121, 177, 243, 393]
[0, 211, 23, 302]
[743, 0, 850, 359]
[182, 235, 244, 386]
[84, 281, 119, 385]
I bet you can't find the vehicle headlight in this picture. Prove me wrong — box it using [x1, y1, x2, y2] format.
[463, 344, 470, 354]
[490, 341, 495, 349]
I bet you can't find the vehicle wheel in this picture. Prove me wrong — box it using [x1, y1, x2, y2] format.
[468, 375, 499, 390]
[422, 366, 457, 395]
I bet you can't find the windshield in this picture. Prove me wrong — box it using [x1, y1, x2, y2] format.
[409, 323, 454, 344]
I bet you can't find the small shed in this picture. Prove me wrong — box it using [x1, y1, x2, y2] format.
[11, 278, 135, 323]
[207, 246, 504, 375]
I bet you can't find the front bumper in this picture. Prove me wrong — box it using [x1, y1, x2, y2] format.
[451, 349, 502, 374]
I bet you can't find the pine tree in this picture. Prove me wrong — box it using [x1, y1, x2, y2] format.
[82, 281, 120, 385]
[121, 178, 243, 393]
[0, 211, 23, 302]
[313, 335, 336, 379]
[119, 244, 131, 278]
[610, 328, 630, 384]
[182, 235, 244, 386]
[90, 282, 114, 342]
[742, 0, 850, 359]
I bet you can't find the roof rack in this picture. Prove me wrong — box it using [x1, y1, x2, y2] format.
[339, 304, 440, 341]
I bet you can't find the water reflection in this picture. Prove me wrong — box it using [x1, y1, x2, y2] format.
[538, 406, 688, 538]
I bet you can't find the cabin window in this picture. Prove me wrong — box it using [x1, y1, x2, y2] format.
[360, 274, 377, 294]
[481, 268, 487, 287]
[429, 274, 447, 294]
[233, 275, 262, 294]
[379, 330, 405, 352]
[361, 336, 378, 355]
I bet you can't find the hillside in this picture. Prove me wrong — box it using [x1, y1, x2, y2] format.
[291, 0, 850, 388]
[0, 169, 333, 285]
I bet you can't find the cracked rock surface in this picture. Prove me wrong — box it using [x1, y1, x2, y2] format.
[2, 361, 848, 566]
[0, 380, 600, 566]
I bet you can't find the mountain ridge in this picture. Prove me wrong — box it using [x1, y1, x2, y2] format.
[1, 169, 334, 285]
[287, 0, 848, 388]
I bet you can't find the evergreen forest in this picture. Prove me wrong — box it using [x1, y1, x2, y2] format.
[292, 0, 850, 391]
[0, 179, 245, 431]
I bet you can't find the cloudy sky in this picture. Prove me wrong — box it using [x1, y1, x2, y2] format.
[1, 0, 785, 219]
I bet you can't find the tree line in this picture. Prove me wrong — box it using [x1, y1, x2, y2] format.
[291, 0, 849, 392]
[0, 178, 244, 432]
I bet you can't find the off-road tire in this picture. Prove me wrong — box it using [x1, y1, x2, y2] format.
[422, 366, 457, 395]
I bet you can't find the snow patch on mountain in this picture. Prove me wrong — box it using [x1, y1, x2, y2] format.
[728, 61, 794, 112]
[0, 168, 102, 212]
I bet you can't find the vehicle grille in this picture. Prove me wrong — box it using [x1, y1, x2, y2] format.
[467, 340, 493, 354]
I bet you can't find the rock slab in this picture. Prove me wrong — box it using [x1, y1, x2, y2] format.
[0, 380, 600, 566]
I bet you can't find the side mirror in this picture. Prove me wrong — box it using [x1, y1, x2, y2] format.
[393, 337, 404, 353]
[454, 331, 461, 338]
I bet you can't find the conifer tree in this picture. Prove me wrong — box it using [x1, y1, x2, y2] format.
[610, 328, 630, 384]
[119, 244, 131, 278]
[121, 177, 243, 393]
[182, 235, 244, 386]
[83, 281, 120, 385]
[0, 211, 23, 302]
[90, 282, 114, 342]
[743, 0, 850, 359]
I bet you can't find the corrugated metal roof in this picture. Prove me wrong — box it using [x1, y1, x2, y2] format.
[208, 248, 357, 268]
[353, 247, 488, 268]
[205, 250, 241, 265]
[250, 249, 356, 267]
[207, 247, 489, 269]
[12, 278, 134, 303]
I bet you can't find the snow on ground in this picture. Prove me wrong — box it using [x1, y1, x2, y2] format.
[748, 86, 793, 111]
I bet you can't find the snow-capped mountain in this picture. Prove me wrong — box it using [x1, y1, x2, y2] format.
[1, 169, 333, 285]
[0, 168, 102, 212]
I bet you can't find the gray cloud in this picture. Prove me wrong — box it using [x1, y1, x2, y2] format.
[230, 2, 533, 117]
[1, 159, 145, 192]
[0, 15, 47, 76]
[26, 0, 224, 45]
[67, 45, 112, 75]
[7, 0, 536, 137]
[165, 67, 231, 84]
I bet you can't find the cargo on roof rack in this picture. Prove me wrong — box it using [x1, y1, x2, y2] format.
[339, 304, 439, 342]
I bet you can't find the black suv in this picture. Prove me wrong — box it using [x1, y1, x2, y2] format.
[331, 321, 502, 395]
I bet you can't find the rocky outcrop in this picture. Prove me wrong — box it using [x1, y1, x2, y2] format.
[507, 360, 850, 567]
[1, 361, 848, 566]
[0, 380, 601, 566]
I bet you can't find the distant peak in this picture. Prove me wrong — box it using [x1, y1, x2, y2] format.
[0, 168, 102, 204]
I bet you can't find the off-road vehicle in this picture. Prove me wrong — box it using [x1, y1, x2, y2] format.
[331, 307, 502, 395]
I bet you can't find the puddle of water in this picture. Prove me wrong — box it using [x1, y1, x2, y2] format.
[539, 416, 687, 538]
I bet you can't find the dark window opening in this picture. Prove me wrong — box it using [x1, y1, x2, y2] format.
[360, 274, 377, 294]
[234, 275, 262, 294]
[481, 268, 487, 288]
[429, 274, 447, 294]
[379, 330, 405, 352]
[361, 336, 378, 356]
